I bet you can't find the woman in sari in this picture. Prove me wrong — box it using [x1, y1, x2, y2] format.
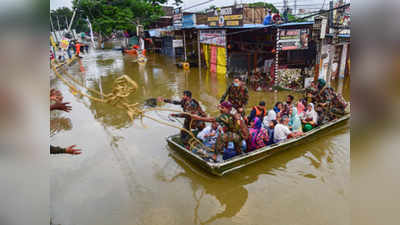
[289, 107, 303, 132]
[248, 117, 269, 151]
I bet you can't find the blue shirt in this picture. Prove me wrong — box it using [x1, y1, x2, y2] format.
[263, 15, 272, 25]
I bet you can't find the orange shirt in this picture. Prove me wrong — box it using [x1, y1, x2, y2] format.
[75, 43, 81, 54]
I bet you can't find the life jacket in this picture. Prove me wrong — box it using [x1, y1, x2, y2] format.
[253, 106, 266, 118]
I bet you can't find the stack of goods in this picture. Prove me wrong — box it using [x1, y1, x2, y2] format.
[276, 68, 303, 90]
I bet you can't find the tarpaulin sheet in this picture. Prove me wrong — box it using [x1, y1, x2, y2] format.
[210, 45, 217, 73]
[217, 47, 227, 75]
[203, 44, 209, 68]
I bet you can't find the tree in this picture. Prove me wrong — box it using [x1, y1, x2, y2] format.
[248, 2, 279, 13]
[72, 0, 172, 37]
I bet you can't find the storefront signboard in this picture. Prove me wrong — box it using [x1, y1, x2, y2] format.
[200, 30, 226, 47]
[277, 29, 309, 51]
[183, 14, 196, 28]
[173, 39, 183, 48]
[207, 7, 243, 27]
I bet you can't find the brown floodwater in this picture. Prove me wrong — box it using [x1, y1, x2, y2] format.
[50, 48, 350, 225]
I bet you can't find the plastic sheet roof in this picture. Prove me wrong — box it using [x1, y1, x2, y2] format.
[181, 21, 314, 30]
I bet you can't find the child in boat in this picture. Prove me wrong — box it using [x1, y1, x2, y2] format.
[266, 120, 277, 145]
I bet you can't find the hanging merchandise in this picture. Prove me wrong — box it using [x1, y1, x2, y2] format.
[216, 47, 227, 75]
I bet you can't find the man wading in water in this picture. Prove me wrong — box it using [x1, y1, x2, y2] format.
[158, 90, 207, 147]
[220, 77, 249, 116]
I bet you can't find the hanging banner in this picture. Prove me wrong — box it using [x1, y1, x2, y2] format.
[207, 7, 243, 27]
[200, 30, 226, 47]
[203, 44, 209, 68]
[217, 47, 227, 75]
[277, 29, 309, 51]
[210, 45, 217, 73]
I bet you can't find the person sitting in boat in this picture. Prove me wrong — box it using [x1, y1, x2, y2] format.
[296, 99, 306, 119]
[190, 101, 243, 161]
[302, 103, 318, 132]
[197, 122, 220, 149]
[274, 115, 300, 143]
[159, 90, 207, 146]
[263, 104, 277, 129]
[288, 107, 303, 133]
[282, 95, 295, 116]
[330, 92, 348, 116]
[266, 120, 277, 145]
[273, 116, 291, 143]
[248, 117, 269, 151]
[248, 101, 267, 125]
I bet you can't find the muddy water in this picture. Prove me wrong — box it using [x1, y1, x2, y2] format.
[50, 49, 350, 225]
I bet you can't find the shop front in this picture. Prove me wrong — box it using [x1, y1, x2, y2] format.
[275, 25, 316, 91]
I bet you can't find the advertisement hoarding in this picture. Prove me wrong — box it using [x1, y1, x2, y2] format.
[207, 7, 243, 27]
[277, 29, 309, 51]
[199, 30, 226, 47]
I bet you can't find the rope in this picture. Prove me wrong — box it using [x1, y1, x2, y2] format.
[51, 62, 215, 155]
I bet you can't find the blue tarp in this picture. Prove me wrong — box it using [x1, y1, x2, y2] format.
[181, 21, 314, 30]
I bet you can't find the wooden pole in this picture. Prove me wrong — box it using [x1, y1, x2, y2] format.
[68, 0, 80, 32]
[183, 30, 187, 62]
[197, 31, 201, 69]
[274, 28, 280, 88]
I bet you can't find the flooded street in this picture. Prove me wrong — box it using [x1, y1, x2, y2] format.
[50, 48, 350, 225]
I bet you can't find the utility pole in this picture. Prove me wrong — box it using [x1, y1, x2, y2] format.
[326, 0, 337, 87]
[87, 17, 96, 48]
[68, 0, 80, 32]
[64, 16, 69, 30]
[294, 0, 297, 15]
[56, 16, 61, 31]
[50, 15, 55, 32]
[197, 31, 201, 70]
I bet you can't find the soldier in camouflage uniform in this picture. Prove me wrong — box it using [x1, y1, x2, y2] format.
[191, 101, 243, 159]
[160, 90, 207, 145]
[220, 78, 249, 115]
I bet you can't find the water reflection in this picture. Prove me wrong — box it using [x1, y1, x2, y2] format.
[157, 123, 348, 225]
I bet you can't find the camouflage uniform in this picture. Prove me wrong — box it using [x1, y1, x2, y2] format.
[220, 85, 249, 113]
[215, 113, 242, 154]
[330, 93, 348, 116]
[164, 98, 207, 144]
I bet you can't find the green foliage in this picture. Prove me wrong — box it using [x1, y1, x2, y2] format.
[248, 2, 279, 13]
[72, 0, 169, 36]
[287, 13, 307, 23]
[50, 6, 89, 33]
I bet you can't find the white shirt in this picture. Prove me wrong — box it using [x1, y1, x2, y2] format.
[197, 126, 218, 146]
[274, 123, 292, 143]
[263, 109, 276, 128]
